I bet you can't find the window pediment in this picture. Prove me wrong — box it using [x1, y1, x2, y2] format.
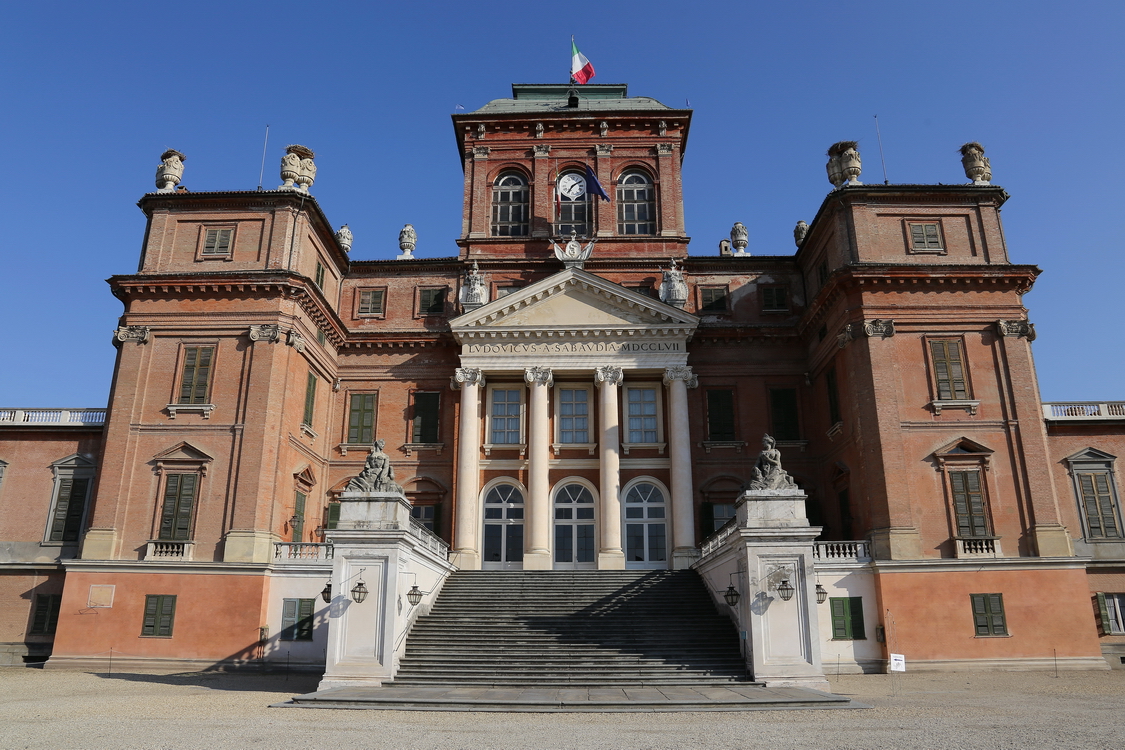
[933, 438, 993, 469]
[152, 442, 213, 475]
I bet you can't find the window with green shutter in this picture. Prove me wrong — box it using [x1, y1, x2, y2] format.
[291, 491, 306, 543]
[929, 340, 969, 400]
[324, 501, 341, 530]
[1095, 593, 1125, 634]
[769, 388, 800, 441]
[30, 594, 62, 635]
[1077, 472, 1122, 538]
[48, 476, 90, 543]
[141, 595, 176, 637]
[419, 288, 447, 316]
[412, 392, 440, 443]
[178, 346, 215, 405]
[908, 222, 943, 251]
[970, 593, 1007, 636]
[159, 474, 197, 541]
[830, 597, 865, 640]
[761, 285, 789, 312]
[347, 393, 377, 444]
[202, 228, 233, 256]
[281, 598, 315, 641]
[705, 390, 735, 441]
[303, 372, 317, 427]
[825, 367, 841, 425]
[950, 470, 990, 538]
[699, 287, 729, 313]
[314, 262, 326, 290]
[357, 289, 385, 316]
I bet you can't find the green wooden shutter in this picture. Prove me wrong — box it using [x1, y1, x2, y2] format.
[281, 598, 298, 640]
[179, 346, 214, 405]
[59, 477, 90, 542]
[971, 593, 1006, 636]
[848, 597, 865, 640]
[706, 390, 735, 441]
[142, 595, 175, 636]
[951, 471, 988, 538]
[923, 224, 940, 248]
[412, 392, 440, 443]
[296, 598, 315, 640]
[292, 491, 306, 542]
[970, 593, 990, 635]
[831, 598, 849, 638]
[348, 394, 376, 444]
[303, 372, 317, 426]
[142, 595, 160, 636]
[910, 224, 926, 249]
[930, 341, 968, 400]
[987, 593, 1006, 635]
[769, 388, 800, 441]
[1095, 593, 1111, 635]
[325, 502, 341, 530]
[314, 262, 326, 289]
[49, 478, 73, 541]
[159, 474, 196, 541]
[31, 594, 62, 634]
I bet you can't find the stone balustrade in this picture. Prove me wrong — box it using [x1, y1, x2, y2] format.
[274, 542, 334, 562]
[1042, 402, 1125, 420]
[812, 541, 871, 562]
[145, 541, 194, 560]
[0, 408, 106, 426]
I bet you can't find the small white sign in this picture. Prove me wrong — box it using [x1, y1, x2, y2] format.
[889, 653, 906, 672]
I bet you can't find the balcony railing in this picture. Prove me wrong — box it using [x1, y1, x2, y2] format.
[274, 542, 334, 562]
[1043, 402, 1125, 420]
[955, 538, 1002, 558]
[813, 541, 872, 562]
[145, 541, 193, 560]
[409, 518, 450, 560]
[0, 408, 106, 426]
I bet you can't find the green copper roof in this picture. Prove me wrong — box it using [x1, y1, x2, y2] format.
[469, 83, 677, 114]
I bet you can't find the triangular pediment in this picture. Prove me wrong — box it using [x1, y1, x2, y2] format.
[934, 437, 993, 458]
[1065, 447, 1116, 463]
[152, 442, 213, 463]
[50, 453, 96, 468]
[451, 267, 697, 341]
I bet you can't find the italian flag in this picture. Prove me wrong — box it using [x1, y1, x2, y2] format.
[571, 38, 595, 85]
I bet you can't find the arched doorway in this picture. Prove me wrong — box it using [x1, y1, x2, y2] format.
[553, 482, 596, 569]
[623, 480, 668, 569]
[482, 482, 524, 570]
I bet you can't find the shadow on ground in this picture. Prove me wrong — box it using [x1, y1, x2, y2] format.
[90, 671, 322, 694]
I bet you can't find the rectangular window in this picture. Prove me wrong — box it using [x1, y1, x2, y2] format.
[411, 392, 440, 443]
[908, 222, 943, 251]
[316, 329, 326, 347]
[1096, 593, 1125, 635]
[558, 388, 590, 444]
[825, 368, 841, 425]
[159, 474, 197, 541]
[324, 501, 341, 530]
[490, 389, 522, 444]
[141, 594, 176, 637]
[291, 491, 306, 543]
[202, 228, 233, 256]
[48, 477, 90, 543]
[1077, 472, 1122, 539]
[419, 288, 447, 316]
[347, 393, 377, 444]
[970, 593, 1007, 636]
[761, 285, 789, 312]
[314, 262, 326, 290]
[711, 503, 735, 534]
[178, 346, 214, 405]
[357, 289, 386, 316]
[706, 390, 735, 441]
[950, 471, 989, 538]
[627, 387, 658, 444]
[281, 598, 315, 641]
[930, 340, 969, 400]
[303, 372, 317, 427]
[411, 504, 437, 532]
[830, 597, 866, 640]
[30, 594, 62, 635]
[769, 388, 800, 441]
[495, 285, 522, 299]
[699, 286, 729, 313]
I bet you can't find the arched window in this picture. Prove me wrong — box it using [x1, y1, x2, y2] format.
[616, 171, 656, 235]
[491, 172, 529, 237]
[483, 482, 524, 568]
[623, 481, 667, 568]
[555, 170, 591, 237]
[554, 482, 596, 568]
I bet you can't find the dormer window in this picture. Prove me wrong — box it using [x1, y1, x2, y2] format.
[491, 172, 529, 237]
[616, 171, 655, 235]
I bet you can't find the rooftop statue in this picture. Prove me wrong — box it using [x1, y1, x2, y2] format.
[345, 439, 404, 494]
[747, 434, 798, 491]
[550, 231, 595, 267]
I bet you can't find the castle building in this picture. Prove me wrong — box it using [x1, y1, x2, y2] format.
[1, 82, 1123, 676]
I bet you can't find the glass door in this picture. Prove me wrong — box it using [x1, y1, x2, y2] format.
[554, 483, 596, 570]
[624, 482, 668, 569]
[482, 484, 524, 570]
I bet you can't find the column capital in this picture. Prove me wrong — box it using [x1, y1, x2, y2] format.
[663, 365, 698, 389]
[594, 366, 623, 387]
[524, 366, 554, 387]
[451, 367, 485, 390]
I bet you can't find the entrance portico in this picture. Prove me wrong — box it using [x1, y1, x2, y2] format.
[448, 267, 700, 571]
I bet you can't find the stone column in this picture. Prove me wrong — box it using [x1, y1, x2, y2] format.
[664, 365, 699, 569]
[596, 366, 625, 569]
[524, 366, 554, 569]
[451, 368, 484, 569]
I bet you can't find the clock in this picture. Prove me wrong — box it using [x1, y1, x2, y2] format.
[558, 173, 587, 200]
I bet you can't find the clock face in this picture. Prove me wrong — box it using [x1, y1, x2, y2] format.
[559, 173, 587, 200]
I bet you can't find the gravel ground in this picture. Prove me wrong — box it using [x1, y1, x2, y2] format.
[0, 668, 1122, 750]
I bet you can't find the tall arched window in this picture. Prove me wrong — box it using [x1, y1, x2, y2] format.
[491, 172, 529, 237]
[623, 481, 667, 568]
[554, 482, 596, 568]
[555, 170, 590, 237]
[482, 482, 524, 568]
[616, 170, 656, 235]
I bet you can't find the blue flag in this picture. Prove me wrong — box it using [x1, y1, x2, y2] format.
[584, 164, 610, 202]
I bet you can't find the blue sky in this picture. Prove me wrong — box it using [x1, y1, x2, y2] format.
[1, 1, 1121, 406]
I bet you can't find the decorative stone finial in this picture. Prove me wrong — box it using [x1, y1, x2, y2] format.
[747, 434, 798, 491]
[398, 224, 416, 259]
[550, 231, 595, 268]
[826, 141, 861, 188]
[280, 145, 315, 191]
[345, 439, 404, 493]
[793, 220, 809, 247]
[730, 222, 749, 254]
[960, 142, 992, 185]
[155, 150, 186, 193]
[659, 259, 688, 309]
[461, 261, 486, 310]
[334, 224, 353, 254]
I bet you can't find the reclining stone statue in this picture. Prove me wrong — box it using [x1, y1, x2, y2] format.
[747, 434, 798, 491]
[345, 439, 404, 494]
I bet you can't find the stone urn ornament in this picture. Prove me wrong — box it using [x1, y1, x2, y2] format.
[826, 141, 861, 188]
[398, 224, 417, 259]
[793, 220, 809, 247]
[730, 222, 749, 254]
[155, 149, 186, 193]
[960, 142, 992, 185]
[280, 145, 314, 191]
[334, 224, 353, 253]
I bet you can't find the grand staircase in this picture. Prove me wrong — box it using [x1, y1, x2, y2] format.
[390, 570, 756, 688]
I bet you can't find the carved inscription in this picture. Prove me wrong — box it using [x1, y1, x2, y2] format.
[465, 341, 682, 354]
